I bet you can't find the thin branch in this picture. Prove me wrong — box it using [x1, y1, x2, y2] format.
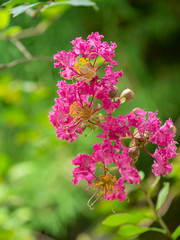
[0, 14, 60, 41]
[0, 56, 53, 70]
[11, 39, 32, 59]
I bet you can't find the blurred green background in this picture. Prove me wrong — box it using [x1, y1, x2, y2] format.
[0, 0, 179, 239]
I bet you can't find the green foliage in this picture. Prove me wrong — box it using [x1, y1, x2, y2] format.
[103, 212, 148, 227]
[172, 225, 180, 240]
[118, 225, 165, 237]
[0, 9, 10, 29]
[156, 182, 170, 211]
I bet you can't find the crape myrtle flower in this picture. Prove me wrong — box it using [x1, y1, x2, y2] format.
[72, 139, 140, 209]
[98, 108, 178, 177]
[53, 32, 121, 82]
[50, 32, 178, 209]
[49, 81, 104, 142]
[50, 33, 124, 141]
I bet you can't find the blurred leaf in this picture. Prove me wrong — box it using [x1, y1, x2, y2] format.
[4, 26, 22, 37]
[118, 224, 165, 237]
[41, 3, 70, 18]
[0, 153, 12, 176]
[3, 107, 27, 126]
[172, 225, 180, 240]
[3, 0, 38, 8]
[148, 176, 161, 195]
[156, 182, 169, 211]
[15, 130, 39, 145]
[0, 9, 10, 29]
[11, 3, 40, 17]
[44, 0, 96, 9]
[9, 162, 35, 180]
[11, 207, 32, 224]
[138, 171, 145, 180]
[103, 212, 145, 227]
[0, 229, 15, 240]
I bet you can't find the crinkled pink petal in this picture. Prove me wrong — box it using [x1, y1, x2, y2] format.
[72, 154, 97, 185]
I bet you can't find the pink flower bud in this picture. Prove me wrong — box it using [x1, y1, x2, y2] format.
[128, 146, 140, 160]
[132, 107, 142, 115]
[120, 88, 134, 103]
[169, 124, 176, 133]
[108, 86, 120, 98]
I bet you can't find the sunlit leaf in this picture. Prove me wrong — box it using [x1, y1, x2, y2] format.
[3, 107, 27, 126]
[11, 3, 40, 17]
[103, 212, 145, 227]
[0, 229, 15, 240]
[0, 153, 12, 176]
[156, 182, 170, 211]
[172, 225, 180, 240]
[138, 171, 145, 180]
[43, 0, 96, 9]
[2, 0, 38, 8]
[0, 9, 10, 29]
[118, 224, 165, 237]
[4, 26, 22, 36]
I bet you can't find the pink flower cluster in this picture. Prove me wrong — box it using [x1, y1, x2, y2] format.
[49, 33, 178, 207]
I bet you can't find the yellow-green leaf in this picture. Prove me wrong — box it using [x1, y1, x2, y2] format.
[118, 224, 165, 237]
[0, 9, 10, 29]
[103, 212, 145, 227]
[156, 182, 170, 211]
[172, 225, 180, 240]
[4, 26, 22, 37]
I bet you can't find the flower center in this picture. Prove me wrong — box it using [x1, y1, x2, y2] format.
[69, 101, 93, 122]
[93, 174, 117, 195]
[74, 58, 97, 82]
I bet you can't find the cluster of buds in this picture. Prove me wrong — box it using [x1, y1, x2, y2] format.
[49, 33, 178, 208]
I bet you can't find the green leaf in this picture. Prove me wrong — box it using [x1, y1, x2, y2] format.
[10, 3, 40, 17]
[0, 153, 11, 176]
[148, 176, 161, 195]
[156, 182, 170, 211]
[172, 225, 180, 240]
[0, 229, 15, 240]
[138, 171, 145, 180]
[43, 0, 96, 9]
[0, 9, 10, 29]
[103, 212, 145, 227]
[3, 0, 38, 8]
[4, 26, 22, 36]
[118, 224, 165, 237]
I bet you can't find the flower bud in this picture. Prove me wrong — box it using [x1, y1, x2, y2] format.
[120, 88, 134, 103]
[128, 146, 140, 160]
[170, 124, 176, 133]
[132, 107, 142, 115]
[108, 86, 120, 99]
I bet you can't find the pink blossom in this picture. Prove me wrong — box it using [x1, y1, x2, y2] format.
[99, 109, 177, 177]
[72, 154, 97, 185]
[54, 32, 122, 82]
[104, 178, 127, 203]
[49, 81, 104, 142]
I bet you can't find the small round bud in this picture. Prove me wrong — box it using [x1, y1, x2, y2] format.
[128, 147, 140, 160]
[108, 86, 120, 98]
[170, 124, 176, 133]
[132, 107, 142, 115]
[120, 88, 134, 103]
